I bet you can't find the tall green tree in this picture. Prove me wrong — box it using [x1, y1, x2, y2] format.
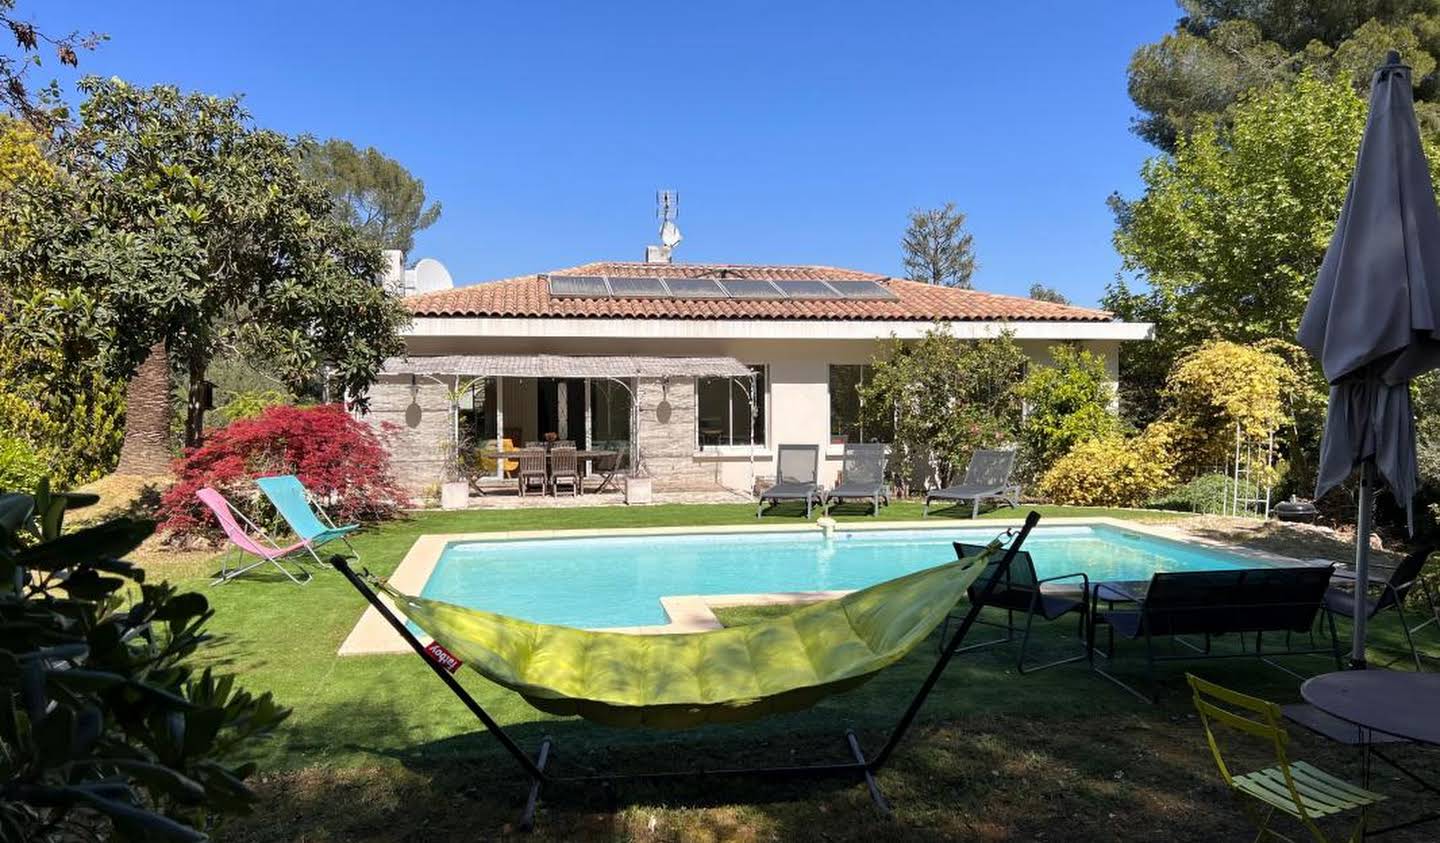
[298, 137, 441, 254]
[1027, 282, 1070, 305]
[1108, 74, 1378, 424]
[900, 202, 976, 288]
[1128, 1, 1440, 150]
[1, 78, 409, 474]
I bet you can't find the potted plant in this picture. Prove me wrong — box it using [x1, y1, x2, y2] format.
[440, 421, 471, 510]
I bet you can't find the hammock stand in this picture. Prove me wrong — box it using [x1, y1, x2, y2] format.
[331, 511, 1039, 831]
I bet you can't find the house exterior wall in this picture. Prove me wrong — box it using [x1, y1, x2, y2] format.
[362, 332, 1127, 498]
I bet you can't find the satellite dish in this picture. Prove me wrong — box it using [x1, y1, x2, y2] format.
[412, 258, 454, 294]
[660, 220, 683, 248]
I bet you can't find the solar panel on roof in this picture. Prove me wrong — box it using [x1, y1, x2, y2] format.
[607, 276, 671, 298]
[548, 275, 610, 298]
[718, 279, 786, 299]
[825, 280, 898, 301]
[773, 280, 839, 299]
[665, 278, 728, 299]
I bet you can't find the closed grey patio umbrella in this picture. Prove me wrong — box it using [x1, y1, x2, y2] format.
[1298, 51, 1440, 668]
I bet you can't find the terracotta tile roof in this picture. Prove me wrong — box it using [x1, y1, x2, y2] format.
[403, 261, 1113, 322]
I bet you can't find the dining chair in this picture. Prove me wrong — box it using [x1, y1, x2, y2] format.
[517, 448, 548, 496]
[549, 446, 580, 497]
[1187, 673, 1385, 842]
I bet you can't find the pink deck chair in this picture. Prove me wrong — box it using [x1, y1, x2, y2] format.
[197, 487, 313, 585]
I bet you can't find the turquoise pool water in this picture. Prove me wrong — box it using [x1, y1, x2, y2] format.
[419, 524, 1259, 629]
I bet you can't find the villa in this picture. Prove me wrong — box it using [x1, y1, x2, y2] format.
[364, 255, 1153, 496]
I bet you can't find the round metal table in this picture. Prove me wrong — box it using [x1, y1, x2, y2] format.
[1301, 671, 1440, 745]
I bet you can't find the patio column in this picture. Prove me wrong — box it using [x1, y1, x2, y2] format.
[494, 376, 505, 479]
[583, 378, 592, 474]
[557, 380, 568, 440]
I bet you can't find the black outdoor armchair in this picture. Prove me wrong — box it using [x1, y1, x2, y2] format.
[1323, 545, 1436, 671]
[941, 541, 1089, 673]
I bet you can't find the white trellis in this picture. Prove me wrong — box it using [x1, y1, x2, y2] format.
[1225, 423, 1276, 518]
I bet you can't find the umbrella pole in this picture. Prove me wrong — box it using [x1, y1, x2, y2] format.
[1351, 458, 1376, 669]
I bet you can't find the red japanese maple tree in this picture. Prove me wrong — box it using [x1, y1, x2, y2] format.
[160, 404, 406, 541]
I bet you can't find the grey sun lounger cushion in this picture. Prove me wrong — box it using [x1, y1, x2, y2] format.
[826, 443, 891, 516]
[924, 449, 1020, 518]
[758, 444, 824, 518]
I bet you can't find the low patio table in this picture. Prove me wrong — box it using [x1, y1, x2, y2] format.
[1301, 670, 1440, 834]
[476, 449, 622, 494]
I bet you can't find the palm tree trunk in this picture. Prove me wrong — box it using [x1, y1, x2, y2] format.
[114, 343, 174, 476]
[184, 354, 208, 449]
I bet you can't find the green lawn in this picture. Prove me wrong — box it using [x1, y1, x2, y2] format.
[147, 502, 1440, 842]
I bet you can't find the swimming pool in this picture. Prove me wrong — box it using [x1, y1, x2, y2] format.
[418, 524, 1262, 629]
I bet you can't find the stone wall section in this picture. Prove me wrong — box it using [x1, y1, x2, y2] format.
[362, 379, 452, 499]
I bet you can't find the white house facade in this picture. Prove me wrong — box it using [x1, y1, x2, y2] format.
[362, 260, 1152, 498]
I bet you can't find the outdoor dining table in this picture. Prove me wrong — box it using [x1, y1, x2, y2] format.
[1301, 670, 1440, 835]
[475, 448, 623, 494]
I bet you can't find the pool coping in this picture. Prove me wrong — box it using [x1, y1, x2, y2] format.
[335, 515, 1316, 656]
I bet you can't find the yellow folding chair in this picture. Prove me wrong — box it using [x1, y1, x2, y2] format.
[1186, 674, 1386, 842]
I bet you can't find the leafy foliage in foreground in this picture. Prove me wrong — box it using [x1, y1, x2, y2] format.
[158, 404, 405, 542]
[0, 482, 290, 841]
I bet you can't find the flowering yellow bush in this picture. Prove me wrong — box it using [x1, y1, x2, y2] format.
[1038, 424, 1178, 508]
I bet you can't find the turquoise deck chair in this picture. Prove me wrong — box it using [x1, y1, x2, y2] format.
[255, 475, 360, 564]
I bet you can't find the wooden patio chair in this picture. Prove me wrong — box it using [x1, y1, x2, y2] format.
[550, 446, 580, 496]
[517, 448, 548, 496]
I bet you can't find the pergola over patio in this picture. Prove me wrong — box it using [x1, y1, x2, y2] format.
[378, 354, 760, 489]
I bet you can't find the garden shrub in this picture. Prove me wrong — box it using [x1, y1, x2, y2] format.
[217, 388, 293, 424]
[158, 403, 405, 542]
[860, 326, 1027, 491]
[1, 483, 291, 840]
[1038, 424, 1177, 508]
[0, 434, 47, 491]
[1149, 472, 1230, 514]
[1163, 340, 1298, 476]
[1015, 344, 1119, 478]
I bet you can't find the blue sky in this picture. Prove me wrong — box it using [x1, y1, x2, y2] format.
[37, 2, 1180, 306]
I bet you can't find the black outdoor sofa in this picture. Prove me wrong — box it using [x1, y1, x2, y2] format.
[1089, 565, 1341, 701]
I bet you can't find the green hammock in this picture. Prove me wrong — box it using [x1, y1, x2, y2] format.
[378, 545, 995, 729]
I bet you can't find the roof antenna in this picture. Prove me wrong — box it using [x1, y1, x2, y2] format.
[646, 190, 681, 263]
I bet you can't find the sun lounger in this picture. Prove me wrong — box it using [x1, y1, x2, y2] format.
[196, 487, 312, 585]
[757, 444, 825, 518]
[923, 449, 1021, 518]
[824, 443, 891, 516]
[255, 474, 360, 564]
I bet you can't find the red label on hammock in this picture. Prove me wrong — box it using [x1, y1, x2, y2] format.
[424, 641, 462, 673]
